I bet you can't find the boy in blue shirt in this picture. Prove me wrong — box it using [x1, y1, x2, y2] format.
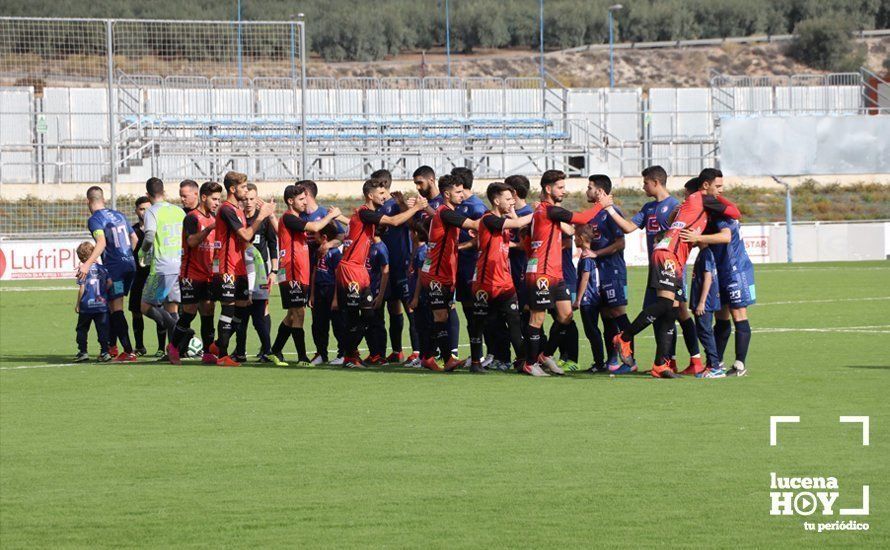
[310, 223, 345, 365]
[74, 242, 112, 362]
[689, 245, 723, 378]
[404, 219, 429, 368]
[573, 225, 606, 372]
[364, 228, 390, 365]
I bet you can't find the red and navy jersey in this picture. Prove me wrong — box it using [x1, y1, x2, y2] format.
[180, 208, 216, 282]
[420, 203, 468, 286]
[278, 211, 311, 286]
[336, 205, 384, 288]
[214, 201, 248, 276]
[654, 191, 739, 266]
[472, 212, 514, 298]
[527, 203, 577, 283]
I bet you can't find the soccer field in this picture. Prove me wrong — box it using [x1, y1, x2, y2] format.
[1, 261, 888, 547]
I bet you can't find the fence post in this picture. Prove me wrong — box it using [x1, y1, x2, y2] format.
[105, 19, 117, 209]
[298, 16, 308, 180]
[772, 176, 793, 262]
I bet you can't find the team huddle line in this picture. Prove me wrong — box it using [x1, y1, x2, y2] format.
[73, 165, 755, 378]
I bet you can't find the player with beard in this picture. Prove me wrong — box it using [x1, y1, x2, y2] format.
[468, 183, 533, 374]
[169, 181, 222, 364]
[523, 170, 609, 376]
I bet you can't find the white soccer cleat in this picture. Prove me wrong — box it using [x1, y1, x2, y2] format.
[310, 355, 324, 366]
[329, 356, 345, 366]
[480, 354, 494, 368]
[538, 354, 564, 376]
[522, 363, 550, 377]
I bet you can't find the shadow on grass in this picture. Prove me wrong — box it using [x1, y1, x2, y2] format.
[842, 365, 890, 370]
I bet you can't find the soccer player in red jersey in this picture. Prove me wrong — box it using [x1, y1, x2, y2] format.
[612, 175, 740, 378]
[523, 170, 610, 375]
[467, 182, 533, 374]
[409, 174, 478, 372]
[208, 171, 276, 366]
[169, 181, 222, 364]
[336, 178, 427, 369]
[270, 183, 341, 366]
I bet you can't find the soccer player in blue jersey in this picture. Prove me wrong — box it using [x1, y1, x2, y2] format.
[405, 218, 429, 368]
[76, 186, 139, 362]
[688, 243, 723, 377]
[573, 225, 606, 371]
[585, 175, 628, 370]
[602, 165, 703, 374]
[364, 228, 391, 364]
[452, 167, 489, 364]
[681, 168, 755, 377]
[74, 241, 112, 362]
[309, 223, 345, 364]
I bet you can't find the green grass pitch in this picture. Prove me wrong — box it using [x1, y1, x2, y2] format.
[1, 261, 888, 547]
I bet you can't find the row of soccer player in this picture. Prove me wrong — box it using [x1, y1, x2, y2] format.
[74, 166, 754, 377]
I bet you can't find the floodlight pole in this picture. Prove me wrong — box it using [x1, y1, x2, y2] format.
[298, 15, 308, 180]
[608, 4, 623, 89]
[773, 176, 793, 263]
[237, 0, 244, 87]
[539, 0, 545, 80]
[105, 20, 117, 209]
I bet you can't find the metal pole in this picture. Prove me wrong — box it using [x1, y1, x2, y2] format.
[609, 11, 614, 88]
[298, 17, 308, 180]
[539, 0, 545, 80]
[445, 0, 452, 78]
[290, 21, 297, 81]
[772, 176, 793, 263]
[105, 20, 117, 210]
[237, 0, 243, 86]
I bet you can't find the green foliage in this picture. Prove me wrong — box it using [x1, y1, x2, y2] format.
[789, 16, 867, 71]
[2, 0, 884, 62]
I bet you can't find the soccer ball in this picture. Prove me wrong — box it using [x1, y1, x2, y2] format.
[187, 337, 203, 358]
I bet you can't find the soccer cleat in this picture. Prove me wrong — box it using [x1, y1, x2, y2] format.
[699, 367, 727, 378]
[166, 343, 181, 365]
[560, 359, 580, 372]
[667, 358, 678, 373]
[586, 362, 606, 373]
[725, 361, 748, 377]
[343, 355, 364, 369]
[201, 352, 218, 365]
[608, 362, 635, 375]
[329, 356, 345, 366]
[481, 354, 494, 369]
[216, 355, 241, 367]
[385, 351, 404, 364]
[294, 360, 313, 368]
[469, 361, 487, 374]
[651, 363, 682, 379]
[680, 356, 705, 376]
[443, 356, 464, 372]
[489, 359, 511, 372]
[208, 342, 221, 358]
[74, 351, 90, 363]
[108, 345, 119, 358]
[522, 362, 549, 377]
[538, 354, 564, 376]
[114, 352, 138, 363]
[97, 352, 113, 363]
[421, 357, 444, 372]
[309, 354, 325, 366]
[134, 347, 147, 357]
[153, 348, 165, 358]
[231, 353, 248, 364]
[613, 333, 635, 365]
[363, 354, 385, 366]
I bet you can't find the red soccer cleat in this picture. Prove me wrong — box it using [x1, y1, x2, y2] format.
[421, 357, 444, 372]
[208, 342, 221, 358]
[201, 352, 218, 365]
[166, 343, 181, 365]
[668, 358, 678, 373]
[443, 356, 464, 372]
[385, 351, 404, 364]
[108, 345, 119, 357]
[343, 355, 364, 369]
[522, 363, 549, 377]
[113, 352, 138, 363]
[680, 356, 704, 376]
[651, 363, 682, 379]
[612, 333, 635, 365]
[216, 355, 241, 367]
[362, 354, 385, 366]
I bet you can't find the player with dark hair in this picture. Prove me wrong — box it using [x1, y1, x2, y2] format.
[336, 179, 426, 369]
[584, 174, 627, 371]
[232, 182, 280, 364]
[76, 186, 138, 362]
[573, 224, 606, 371]
[409, 174, 476, 371]
[179, 179, 199, 213]
[404, 217, 430, 368]
[503, 174, 534, 367]
[467, 183, 533, 373]
[522, 170, 609, 376]
[613, 175, 740, 378]
[309, 223, 345, 364]
[364, 227, 391, 364]
[451, 167, 489, 365]
[207, 171, 276, 366]
[169, 181, 222, 364]
[270, 184, 340, 366]
[128, 196, 165, 357]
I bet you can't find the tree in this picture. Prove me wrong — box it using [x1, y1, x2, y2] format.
[789, 16, 866, 72]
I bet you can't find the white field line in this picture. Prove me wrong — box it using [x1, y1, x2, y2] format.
[0, 286, 72, 292]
